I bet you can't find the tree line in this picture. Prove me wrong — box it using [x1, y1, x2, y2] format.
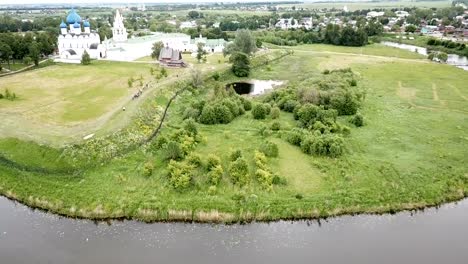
[0, 32, 56, 68]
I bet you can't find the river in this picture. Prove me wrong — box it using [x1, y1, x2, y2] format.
[381, 41, 468, 71]
[1, 197, 468, 264]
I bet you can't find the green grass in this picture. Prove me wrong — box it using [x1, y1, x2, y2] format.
[1, 62, 29, 72]
[0, 44, 467, 222]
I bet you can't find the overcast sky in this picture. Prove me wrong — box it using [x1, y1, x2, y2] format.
[1, 0, 303, 5]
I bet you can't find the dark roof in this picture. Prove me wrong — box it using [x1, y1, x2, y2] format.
[90, 43, 99, 49]
[66, 49, 77, 55]
[159, 47, 182, 61]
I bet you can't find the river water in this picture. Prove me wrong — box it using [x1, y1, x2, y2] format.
[381, 41, 468, 71]
[1, 197, 468, 264]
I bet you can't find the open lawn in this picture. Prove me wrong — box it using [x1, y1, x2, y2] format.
[0, 44, 467, 222]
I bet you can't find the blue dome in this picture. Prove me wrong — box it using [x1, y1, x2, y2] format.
[83, 20, 90, 27]
[60, 20, 67, 28]
[66, 8, 82, 24]
[73, 22, 80, 28]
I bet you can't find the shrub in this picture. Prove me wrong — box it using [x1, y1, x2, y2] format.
[259, 141, 279, 157]
[187, 153, 203, 167]
[214, 104, 233, 124]
[165, 141, 184, 160]
[242, 98, 252, 111]
[264, 103, 271, 115]
[142, 161, 154, 177]
[167, 160, 192, 190]
[295, 193, 304, 200]
[255, 169, 273, 190]
[300, 134, 345, 157]
[330, 90, 360, 115]
[206, 154, 221, 170]
[199, 105, 217, 124]
[208, 165, 224, 185]
[285, 128, 303, 146]
[208, 185, 217, 195]
[270, 121, 281, 131]
[183, 107, 200, 120]
[270, 107, 280, 119]
[350, 113, 364, 127]
[229, 157, 250, 186]
[272, 174, 287, 185]
[212, 71, 220, 81]
[252, 103, 267, 119]
[229, 149, 243, 161]
[152, 135, 168, 150]
[183, 118, 198, 136]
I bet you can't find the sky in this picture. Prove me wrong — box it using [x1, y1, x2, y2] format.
[1, 0, 304, 5]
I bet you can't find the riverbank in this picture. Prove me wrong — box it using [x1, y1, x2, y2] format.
[0, 44, 467, 223]
[2, 196, 467, 264]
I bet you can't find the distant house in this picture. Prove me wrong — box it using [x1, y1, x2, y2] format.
[180, 21, 197, 29]
[275, 17, 313, 30]
[366, 11, 385, 19]
[395, 11, 410, 18]
[191, 35, 228, 53]
[158, 46, 186, 67]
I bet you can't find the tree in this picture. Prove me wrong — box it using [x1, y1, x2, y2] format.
[405, 24, 417, 33]
[229, 52, 250, 77]
[81, 50, 91, 65]
[151, 41, 164, 60]
[437, 52, 448, 63]
[0, 42, 12, 69]
[188, 11, 200, 19]
[190, 68, 203, 88]
[28, 41, 40, 66]
[225, 29, 257, 56]
[196, 42, 207, 63]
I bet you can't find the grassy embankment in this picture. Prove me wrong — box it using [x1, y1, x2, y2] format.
[0, 44, 467, 222]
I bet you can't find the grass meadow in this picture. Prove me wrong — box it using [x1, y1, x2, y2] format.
[0, 44, 467, 222]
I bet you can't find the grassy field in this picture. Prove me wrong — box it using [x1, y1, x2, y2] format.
[0, 44, 467, 222]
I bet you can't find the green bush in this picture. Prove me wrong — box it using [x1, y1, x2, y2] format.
[242, 98, 252, 111]
[183, 118, 198, 136]
[165, 141, 184, 160]
[212, 71, 220, 81]
[272, 174, 287, 185]
[252, 103, 267, 119]
[183, 107, 200, 120]
[270, 121, 281, 131]
[214, 104, 233, 124]
[255, 169, 273, 190]
[208, 185, 217, 195]
[167, 160, 192, 190]
[187, 153, 203, 167]
[259, 141, 279, 157]
[199, 105, 217, 124]
[285, 128, 303, 146]
[142, 161, 154, 177]
[151, 135, 168, 150]
[350, 113, 364, 127]
[229, 149, 243, 161]
[206, 154, 221, 170]
[270, 107, 280, 119]
[208, 165, 224, 185]
[229, 157, 250, 186]
[300, 133, 345, 157]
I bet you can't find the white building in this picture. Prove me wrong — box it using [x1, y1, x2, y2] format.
[180, 21, 197, 29]
[57, 8, 107, 61]
[366, 11, 385, 19]
[112, 9, 127, 42]
[275, 17, 312, 30]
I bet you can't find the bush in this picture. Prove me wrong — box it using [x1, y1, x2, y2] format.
[206, 154, 221, 170]
[229, 149, 243, 161]
[259, 141, 279, 157]
[242, 98, 252, 111]
[255, 169, 273, 190]
[187, 153, 203, 167]
[272, 174, 287, 185]
[199, 105, 217, 124]
[151, 135, 168, 150]
[285, 128, 303, 146]
[212, 72, 220, 81]
[208, 185, 217, 195]
[214, 104, 233, 124]
[208, 165, 224, 185]
[167, 160, 192, 190]
[252, 103, 267, 119]
[270, 121, 281, 131]
[300, 133, 345, 157]
[229, 157, 250, 186]
[270, 107, 280, 119]
[295, 193, 303, 200]
[350, 113, 364, 127]
[183, 107, 200, 120]
[183, 118, 198, 136]
[142, 161, 154, 177]
[165, 141, 184, 160]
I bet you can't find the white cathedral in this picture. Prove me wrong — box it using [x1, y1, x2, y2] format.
[57, 8, 107, 61]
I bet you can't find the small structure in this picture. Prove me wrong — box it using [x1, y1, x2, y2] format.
[158, 46, 186, 67]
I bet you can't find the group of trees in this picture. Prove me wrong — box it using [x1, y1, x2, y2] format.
[0, 32, 54, 68]
[224, 29, 258, 77]
[256, 25, 369, 47]
[263, 68, 365, 157]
